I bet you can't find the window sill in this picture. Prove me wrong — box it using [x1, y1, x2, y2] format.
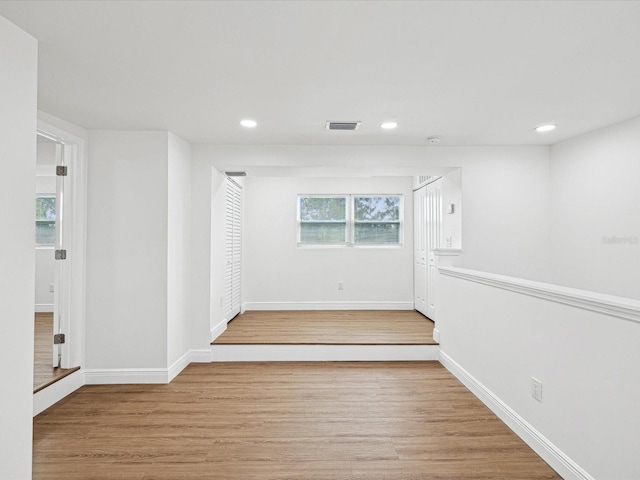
[297, 243, 404, 249]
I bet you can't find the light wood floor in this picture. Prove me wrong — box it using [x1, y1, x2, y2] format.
[33, 362, 560, 480]
[34, 313, 79, 393]
[214, 310, 437, 345]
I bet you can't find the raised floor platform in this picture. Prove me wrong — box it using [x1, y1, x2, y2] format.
[211, 310, 439, 361]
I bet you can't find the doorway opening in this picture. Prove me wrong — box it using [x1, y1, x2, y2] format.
[33, 121, 85, 396]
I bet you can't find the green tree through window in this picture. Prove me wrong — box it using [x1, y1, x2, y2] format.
[299, 196, 347, 244]
[354, 196, 401, 244]
[35, 196, 56, 246]
[298, 195, 402, 246]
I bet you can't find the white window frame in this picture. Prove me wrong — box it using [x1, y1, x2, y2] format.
[297, 194, 403, 248]
[297, 194, 350, 246]
[352, 194, 404, 247]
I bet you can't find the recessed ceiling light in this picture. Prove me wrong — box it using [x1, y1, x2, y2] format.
[381, 121, 398, 130]
[427, 136, 441, 145]
[535, 124, 556, 133]
[240, 119, 257, 128]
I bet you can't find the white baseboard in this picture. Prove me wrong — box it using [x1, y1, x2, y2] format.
[189, 348, 213, 363]
[34, 369, 84, 416]
[85, 367, 169, 384]
[86, 349, 215, 385]
[210, 319, 228, 342]
[439, 351, 593, 480]
[243, 301, 414, 311]
[35, 303, 54, 313]
[211, 344, 439, 362]
[168, 350, 191, 383]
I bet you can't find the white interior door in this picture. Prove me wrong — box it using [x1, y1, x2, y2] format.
[224, 178, 242, 321]
[413, 187, 428, 315]
[425, 179, 442, 320]
[52, 143, 65, 367]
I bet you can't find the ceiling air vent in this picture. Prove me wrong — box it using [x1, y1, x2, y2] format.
[326, 121, 361, 131]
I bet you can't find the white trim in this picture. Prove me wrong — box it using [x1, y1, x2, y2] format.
[189, 349, 213, 363]
[33, 369, 84, 416]
[439, 266, 640, 324]
[210, 318, 228, 342]
[37, 115, 88, 371]
[85, 349, 217, 385]
[84, 368, 169, 384]
[432, 248, 462, 256]
[433, 328, 440, 343]
[167, 350, 191, 383]
[439, 351, 594, 480]
[243, 301, 414, 311]
[35, 303, 54, 313]
[211, 344, 439, 362]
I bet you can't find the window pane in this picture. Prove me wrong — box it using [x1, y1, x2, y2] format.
[35, 196, 56, 246]
[300, 222, 347, 244]
[354, 196, 400, 221]
[36, 222, 56, 245]
[354, 223, 400, 244]
[36, 197, 56, 221]
[299, 197, 346, 221]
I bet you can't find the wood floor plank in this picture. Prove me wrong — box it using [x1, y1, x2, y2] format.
[213, 310, 437, 345]
[34, 313, 79, 392]
[33, 362, 560, 479]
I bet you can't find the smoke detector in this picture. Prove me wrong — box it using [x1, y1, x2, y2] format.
[326, 121, 361, 131]
[427, 136, 441, 145]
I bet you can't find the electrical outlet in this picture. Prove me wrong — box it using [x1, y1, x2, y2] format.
[446, 236, 452, 247]
[531, 377, 542, 402]
[338, 281, 344, 291]
[219, 296, 224, 307]
[49, 284, 55, 293]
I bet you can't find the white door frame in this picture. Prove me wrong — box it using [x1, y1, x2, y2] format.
[37, 117, 87, 371]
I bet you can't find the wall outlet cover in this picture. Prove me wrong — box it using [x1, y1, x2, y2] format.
[531, 377, 542, 402]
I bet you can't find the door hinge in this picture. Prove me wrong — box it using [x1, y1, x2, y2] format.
[53, 333, 66, 345]
[56, 165, 68, 176]
[55, 249, 67, 260]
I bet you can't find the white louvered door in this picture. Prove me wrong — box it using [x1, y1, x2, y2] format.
[224, 178, 242, 321]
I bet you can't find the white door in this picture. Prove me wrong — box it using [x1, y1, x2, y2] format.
[425, 179, 442, 320]
[224, 178, 242, 321]
[413, 187, 428, 315]
[52, 143, 73, 367]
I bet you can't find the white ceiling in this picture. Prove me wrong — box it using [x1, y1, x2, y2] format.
[2, 0, 640, 146]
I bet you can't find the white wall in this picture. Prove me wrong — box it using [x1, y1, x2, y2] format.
[0, 14, 37, 478]
[35, 248, 55, 310]
[86, 131, 169, 369]
[191, 144, 551, 340]
[550, 115, 640, 300]
[189, 155, 214, 346]
[436, 117, 640, 478]
[450, 148, 551, 281]
[438, 271, 640, 479]
[243, 176, 414, 308]
[440, 169, 462, 250]
[35, 158, 56, 311]
[167, 132, 192, 366]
